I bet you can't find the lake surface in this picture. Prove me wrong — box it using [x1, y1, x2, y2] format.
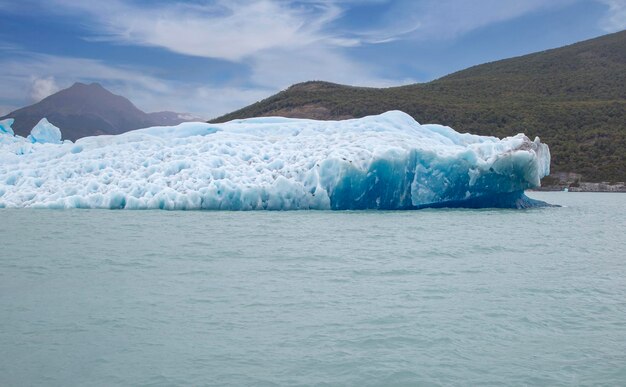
[1, 192, 625, 386]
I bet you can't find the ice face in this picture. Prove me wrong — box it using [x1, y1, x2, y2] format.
[0, 118, 14, 136]
[27, 118, 62, 144]
[0, 111, 551, 210]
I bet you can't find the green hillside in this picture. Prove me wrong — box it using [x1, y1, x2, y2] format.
[212, 31, 626, 183]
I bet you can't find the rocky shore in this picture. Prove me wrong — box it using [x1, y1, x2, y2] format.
[538, 172, 626, 192]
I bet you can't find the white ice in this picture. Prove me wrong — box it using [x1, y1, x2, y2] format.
[0, 111, 550, 210]
[27, 118, 62, 144]
[0, 118, 14, 136]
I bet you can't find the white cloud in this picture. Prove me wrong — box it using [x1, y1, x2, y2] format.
[0, 105, 18, 116]
[114, 82, 274, 120]
[598, 0, 626, 32]
[2, 0, 415, 115]
[49, 0, 347, 61]
[0, 52, 170, 93]
[1, 0, 592, 119]
[30, 76, 60, 102]
[36, 0, 576, 57]
[250, 45, 412, 89]
[0, 51, 275, 118]
[58, 1, 417, 80]
[342, 0, 578, 44]
[39, 0, 575, 90]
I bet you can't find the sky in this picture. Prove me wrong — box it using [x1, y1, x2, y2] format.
[0, 0, 624, 119]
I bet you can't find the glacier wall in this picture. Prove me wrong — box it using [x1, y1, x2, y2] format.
[0, 111, 551, 210]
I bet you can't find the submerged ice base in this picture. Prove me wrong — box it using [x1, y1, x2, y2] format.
[0, 111, 551, 210]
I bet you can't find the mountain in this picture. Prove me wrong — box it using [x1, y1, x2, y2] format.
[1, 83, 202, 141]
[212, 30, 626, 183]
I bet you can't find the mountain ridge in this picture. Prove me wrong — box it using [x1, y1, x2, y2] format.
[1, 82, 202, 141]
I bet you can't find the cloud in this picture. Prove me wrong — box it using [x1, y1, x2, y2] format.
[598, 0, 626, 32]
[55, 0, 574, 84]
[106, 77, 276, 120]
[30, 76, 60, 102]
[0, 52, 170, 93]
[31, 0, 576, 57]
[249, 45, 412, 89]
[47, 0, 347, 61]
[0, 104, 18, 116]
[0, 51, 276, 118]
[0, 0, 592, 119]
[339, 0, 578, 44]
[0, 1, 413, 119]
[127, 85, 275, 120]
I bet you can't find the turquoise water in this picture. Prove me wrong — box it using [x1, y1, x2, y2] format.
[1, 192, 625, 386]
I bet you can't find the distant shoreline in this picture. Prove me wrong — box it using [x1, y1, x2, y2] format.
[534, 182, 626, 193]
[538, 172, 626, 193]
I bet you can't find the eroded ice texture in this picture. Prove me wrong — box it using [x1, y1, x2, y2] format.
[0, 118, 14, 136]
[27, 118, 62, 144]
[0, 111, 551, 210]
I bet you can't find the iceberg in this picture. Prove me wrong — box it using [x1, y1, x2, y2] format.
[0, 118, 15, 136]
[27, 118, 62, 144]
[0, 111, 552, 210]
